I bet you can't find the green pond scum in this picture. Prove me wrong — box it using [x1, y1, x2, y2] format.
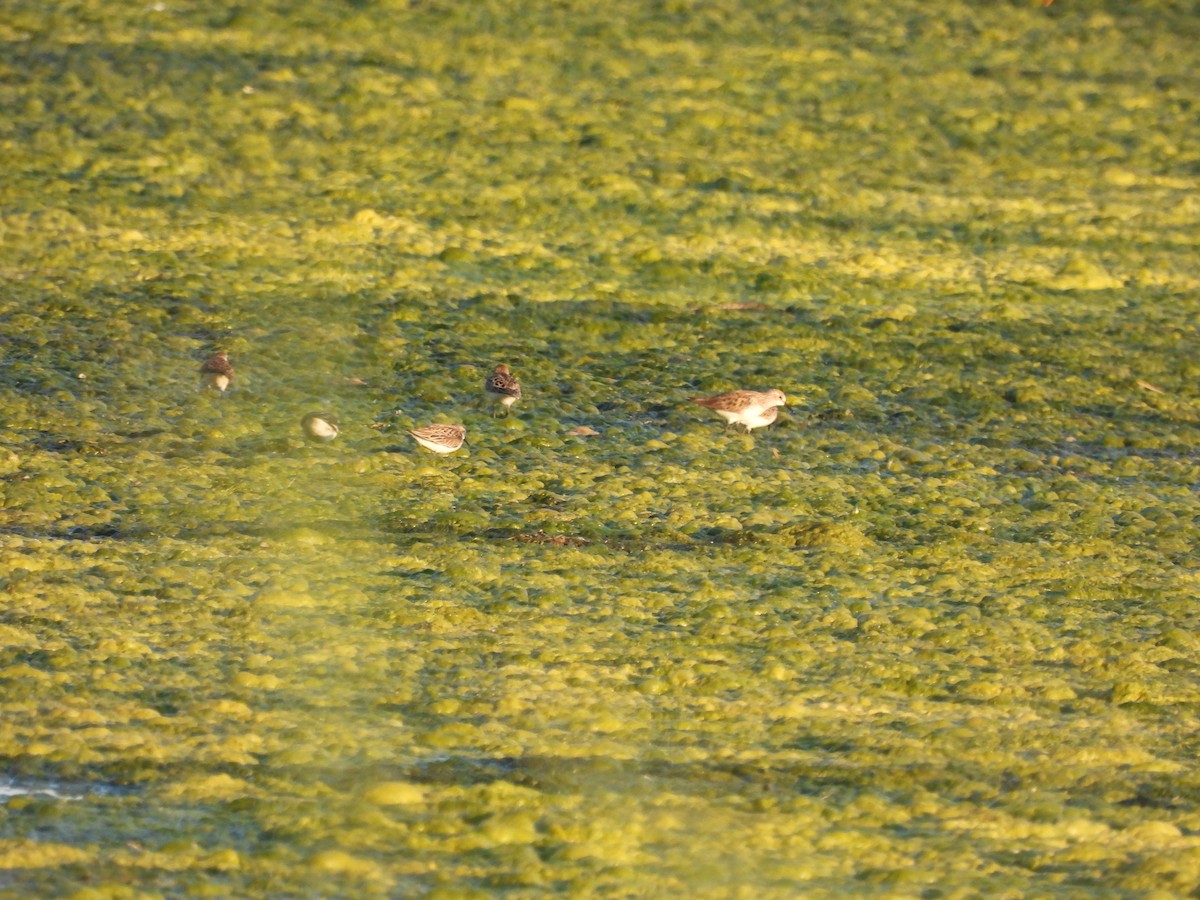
[1, 0, 1198, 896]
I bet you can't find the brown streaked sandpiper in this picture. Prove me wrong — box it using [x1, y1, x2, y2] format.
[485, 364, 522, 416]
[690, 388, 786, 432]
[200, 352, 233, 392]
[407, 423, 466, 454]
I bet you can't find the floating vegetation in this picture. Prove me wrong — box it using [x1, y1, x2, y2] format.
[1, 0, 1198, 896]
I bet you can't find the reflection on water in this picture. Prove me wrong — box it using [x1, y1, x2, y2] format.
[1, 780, 85, 801]
[0, 779, 131, 801]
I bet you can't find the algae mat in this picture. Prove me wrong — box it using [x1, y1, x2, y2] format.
[2, 0, 1199, 896]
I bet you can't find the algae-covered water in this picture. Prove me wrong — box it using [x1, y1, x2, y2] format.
[2, 0, 1199, 896]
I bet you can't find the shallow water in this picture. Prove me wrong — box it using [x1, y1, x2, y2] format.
[2, 0, 1199, 896]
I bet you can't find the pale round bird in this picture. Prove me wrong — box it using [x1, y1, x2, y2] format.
[407, 423, 466, 454]
[301, 412, 339, 442]
[200, 351, 233, 392]
[690, 388, 786, 432]
[485, 364, 522, 415]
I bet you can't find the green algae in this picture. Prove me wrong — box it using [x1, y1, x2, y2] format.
[2, 0, 1200, 896]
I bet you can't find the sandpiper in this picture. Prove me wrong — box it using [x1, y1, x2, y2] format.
[690, 388, 786, 432]
[200, 352, 233, 392]
[301, 412, 339, 442]
[407, 423, 466, 454]
[485, 364, 522, 415]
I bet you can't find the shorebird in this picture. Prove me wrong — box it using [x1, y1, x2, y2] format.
[301, 412, 339, 442]
[407, 423, 466, 454]
[689, 388, 786, 432]
[200, 352, 233, 392]
[485, 364, 522, 416]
